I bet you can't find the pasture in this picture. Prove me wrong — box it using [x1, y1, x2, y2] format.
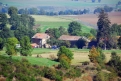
[1, 48, 121, 66]
[31, 48, 121, 66]
[32, 15, 92, 33]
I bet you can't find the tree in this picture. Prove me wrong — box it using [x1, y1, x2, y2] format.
[0, 27, 13, 39]
[77, 38, 86, 49]
[88, 46, 105, 67]
[20, 36, 32, 56]
[97, 10, 111, 50]
[8, 6, 18, 16]
[68, 21, 82, 36]
[6, 37, 18, 55]
[0, 37, 4, 50]
[118, 36, 121, 49]
[57, 46, 74, 68]
[0, 13, 7, 30]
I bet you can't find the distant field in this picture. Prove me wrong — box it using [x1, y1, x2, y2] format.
[64, 12, 121, 28]
[32, 15, 92, 33]
[0, 0, 120, 8]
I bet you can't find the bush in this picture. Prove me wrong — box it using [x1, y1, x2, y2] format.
[65, 67, 81, 78]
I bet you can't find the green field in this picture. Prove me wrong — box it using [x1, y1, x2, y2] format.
[1, 48, 121, 66]
[32, 15, 91, 33]
[0, 0, 120, 8]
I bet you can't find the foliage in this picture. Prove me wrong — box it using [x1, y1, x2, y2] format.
[57, 46, 73, 69]
[118, 36, 121, 49]
[77, 38, 86, 49]
[0, 37, 4, 50]
[110, 24, 121, 36]
[0, 27, 13, 39]
[42, 67, 63, 81]
[89, 46, 99, 63]
[94, 71, 117, 81]
[90, 28, 97, 37]
[107, 51, 121, 77]
[97, 10, 112, 49]
[45, 26, 67, 39]
[8, 6, 18, 16]
[58, 46, 73, 60]
[65, 67, 81, 78]
[59, 54, 70, 69]
[88, 46, 105, 67]
[0, 13, 8, 30]
[6, 37, 18, 55]
[68, 21, 82, 36]
[20, 36, 32, 56]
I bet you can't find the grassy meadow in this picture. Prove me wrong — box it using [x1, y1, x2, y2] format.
[32, 15, 92, 33]
[1, 48, 121, 66]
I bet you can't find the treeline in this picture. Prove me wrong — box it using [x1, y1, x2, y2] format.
[94, 5, 113, 14]
[18, 8, 90, 15]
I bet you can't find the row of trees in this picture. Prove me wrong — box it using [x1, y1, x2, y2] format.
[18, 8, 90, 15]
[94, 6, 113, 14]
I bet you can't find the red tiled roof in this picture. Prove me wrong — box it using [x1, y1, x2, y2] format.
[32, 33, 50, 39]
[58, 35, 81, 41]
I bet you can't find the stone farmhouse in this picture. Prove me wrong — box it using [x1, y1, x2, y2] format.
[31, 33, 50, 48]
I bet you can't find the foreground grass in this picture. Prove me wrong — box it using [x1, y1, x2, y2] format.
[3, 55, 59, 67]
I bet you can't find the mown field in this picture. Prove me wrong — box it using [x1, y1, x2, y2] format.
[32, 15, 92, 33]
[0, 0, 120, 8]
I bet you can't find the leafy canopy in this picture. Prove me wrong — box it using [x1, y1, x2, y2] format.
[68, 21, 82, 36]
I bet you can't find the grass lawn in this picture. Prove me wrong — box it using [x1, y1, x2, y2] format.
[31, 48, 58, 54]
[4, 55, 59, 67]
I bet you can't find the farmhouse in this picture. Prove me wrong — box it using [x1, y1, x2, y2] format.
[58, 35, 90, 47]
[31, 33, 50, 48]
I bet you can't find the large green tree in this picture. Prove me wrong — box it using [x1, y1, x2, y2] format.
[20, 36, 32, 56]
[97, 10, 111, 50]
[6, 37, 18, 55]
[68, 21, 82, 36]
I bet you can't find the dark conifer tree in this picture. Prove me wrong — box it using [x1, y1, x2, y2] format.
[97, 10, 111, 50]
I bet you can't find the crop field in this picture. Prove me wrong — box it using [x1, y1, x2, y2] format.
[32, 15, 92, 33]
[0, 0, 120, 8]
[64, 12, 121, 28]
